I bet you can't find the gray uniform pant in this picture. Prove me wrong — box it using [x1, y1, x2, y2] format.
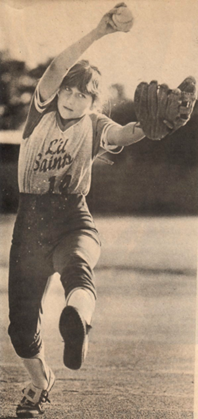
[8, 193, 101, 358]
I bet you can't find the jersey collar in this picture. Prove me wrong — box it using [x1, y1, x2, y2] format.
[56, 111, 85, 132]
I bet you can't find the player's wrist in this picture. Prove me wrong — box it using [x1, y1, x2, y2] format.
[130, 123, 145, 143]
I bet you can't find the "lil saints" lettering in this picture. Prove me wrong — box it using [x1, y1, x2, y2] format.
[34, 138, 73, 173]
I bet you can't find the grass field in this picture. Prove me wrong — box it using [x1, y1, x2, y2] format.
[0, 214, 197, 418]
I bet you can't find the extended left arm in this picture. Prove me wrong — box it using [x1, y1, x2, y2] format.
[107, 121, 145, 147]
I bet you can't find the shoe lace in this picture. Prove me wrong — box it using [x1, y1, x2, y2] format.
[21, 388, 51, 406]
[39, 389, 51, 404]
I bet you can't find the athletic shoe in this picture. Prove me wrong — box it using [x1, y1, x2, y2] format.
[16, 368, 55, 418]
[59, 306, 91, 370]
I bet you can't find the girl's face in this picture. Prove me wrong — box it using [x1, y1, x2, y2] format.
[57, 85, 93, 120]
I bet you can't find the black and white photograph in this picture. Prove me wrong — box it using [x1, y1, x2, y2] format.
[0, 0, 198, 418]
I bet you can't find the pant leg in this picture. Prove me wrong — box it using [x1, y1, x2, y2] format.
[8, 205, 52, 359]
[8, 193, 101, 357]
[52, 230, 101, 300]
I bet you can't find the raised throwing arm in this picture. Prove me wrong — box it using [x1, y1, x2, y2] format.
[38, 4, 125, 101]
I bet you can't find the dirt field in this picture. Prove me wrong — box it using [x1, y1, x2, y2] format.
[0, 215, 197, 418]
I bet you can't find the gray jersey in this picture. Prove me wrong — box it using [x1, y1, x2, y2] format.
[18, 85, 122, 195]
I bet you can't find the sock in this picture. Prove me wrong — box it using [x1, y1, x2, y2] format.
[67, 288, 96, 325]
[22, 347, 50, 390]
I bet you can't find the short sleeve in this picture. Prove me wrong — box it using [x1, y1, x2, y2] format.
[23, 82, 57, 139]
[91, 113, 124, 159]
[34, 81, 58, 113]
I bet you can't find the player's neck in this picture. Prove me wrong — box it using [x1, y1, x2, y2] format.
[56, 112, 84, 131]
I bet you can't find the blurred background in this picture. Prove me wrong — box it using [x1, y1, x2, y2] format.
[0, 0, 198, 216]
[0, 4, 198, 416]
[0, 50, 197, 215]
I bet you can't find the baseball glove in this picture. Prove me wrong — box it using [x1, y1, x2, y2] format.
[134, 77, 197, 140]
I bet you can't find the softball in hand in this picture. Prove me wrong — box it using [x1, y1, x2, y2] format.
[112, 5, 133, 32]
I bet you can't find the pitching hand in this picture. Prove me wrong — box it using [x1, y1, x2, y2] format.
[95, 3, 127, 38]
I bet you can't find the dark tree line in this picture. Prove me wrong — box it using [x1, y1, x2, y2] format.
[0, 50, 198, 170]
[0, 51, 51, 130]
[0, 51, 198, 214]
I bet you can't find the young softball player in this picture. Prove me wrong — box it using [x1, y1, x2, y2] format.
[8, 3, 146, 417]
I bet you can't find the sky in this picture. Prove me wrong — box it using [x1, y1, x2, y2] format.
[0, 0, 198, 99]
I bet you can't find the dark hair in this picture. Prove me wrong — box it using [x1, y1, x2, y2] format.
[60, 60, 101, 103]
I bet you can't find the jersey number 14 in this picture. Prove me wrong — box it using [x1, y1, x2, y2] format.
[48, 174, 71, 196]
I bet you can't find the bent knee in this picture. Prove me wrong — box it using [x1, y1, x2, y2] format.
[60, 254, 96, 299]
[53, 233, 101, 274]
